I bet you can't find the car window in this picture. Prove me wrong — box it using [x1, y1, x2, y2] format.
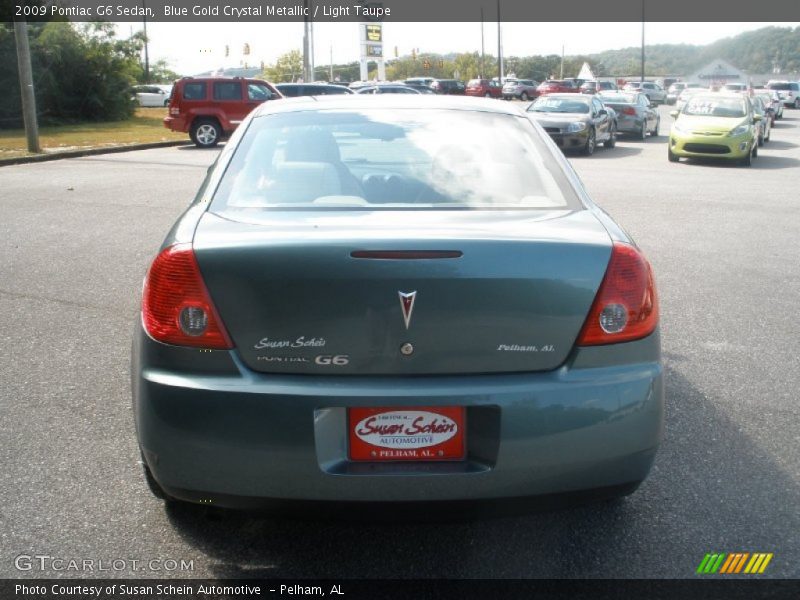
[529, 97, 590, 114]
[214, 81, 243, 101]
[182, 82, 206, 100]
[683, 96, 747, 118]
[248, 84, 273, 101]
[210, 109, 580, 212]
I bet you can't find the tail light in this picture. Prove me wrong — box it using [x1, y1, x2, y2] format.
[169, 107, 180, 116]
[577, 242, 658, 346]
[142, 244, 233, 349]
[622, 107, 637, 116]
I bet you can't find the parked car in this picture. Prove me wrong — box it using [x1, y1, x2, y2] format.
[403, 83, 436, 94]
[275, 83, 354, 97]
[134, 94, 662, 509]
[404, 77, 435, 88]
[753, 89, 783, 121]
[430, 79, 466, 95]
[526, 93, 616, 155]
[356, 84, 422, 95]
[749, 95, 772, 146]
[623, 81, 667, 105]
[502, 79, 539, 101]
[132, 84, 172, 107]
[465, 78, 503, 98]
[666, 82, 703, 105]
[598, 91, 659, 138]
[676, 87, 709, 111]
[163, 77, 282, 148]
[668, 92, 760, 166]
[766, 81, 800, 109]
[580, 81, 618, 95]
[536, 79, 580, 96]
[722, 83, 747, 93]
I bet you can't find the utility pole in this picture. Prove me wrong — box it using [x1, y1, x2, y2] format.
[496, 0, 502, 83]
[480, 7, 485, 79]
[309, 0, 315, 82]
[560, 45, 564, 78]
[302, 0, 310, 81]
[641, 0, 645, 83]
[142, 0, 150, 83]
[14, 19, 40, 153]
[329, 44, 333, 81]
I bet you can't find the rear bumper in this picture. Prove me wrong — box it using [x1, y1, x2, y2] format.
[132, 326, 663, 507]
[615, 115, 645, 133]
[545, 130, 589, 150]
[163, 115, 188, 133]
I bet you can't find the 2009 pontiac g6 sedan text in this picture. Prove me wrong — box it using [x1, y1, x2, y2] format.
[132, 95, 663, 509]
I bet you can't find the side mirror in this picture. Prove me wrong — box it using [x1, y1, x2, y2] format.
[669, 110, 679, 119]
[598, 109, 607, 116]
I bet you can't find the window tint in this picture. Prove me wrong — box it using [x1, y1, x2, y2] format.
[182, 82, 206, 100]
[214, 81, 243, 101]
[211, 109, 579, 212]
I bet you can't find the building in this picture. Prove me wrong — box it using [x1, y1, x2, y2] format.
[686, 59, 748, 87]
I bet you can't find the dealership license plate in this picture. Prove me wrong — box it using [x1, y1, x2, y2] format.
[348, 407, 466, 462]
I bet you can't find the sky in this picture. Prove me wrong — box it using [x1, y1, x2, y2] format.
[120, 21, 800, 76]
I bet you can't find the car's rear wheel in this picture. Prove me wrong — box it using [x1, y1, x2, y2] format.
[668, 146, 679, 162]
[604, 124, 616, 148]
[650, 117, 660, 137]
[758, 131, 764, 147]
[520, 92, 529, 101]
[191, 118, 222, 148]
[484, 92, 492, 98]
[582, 129, 596, 156]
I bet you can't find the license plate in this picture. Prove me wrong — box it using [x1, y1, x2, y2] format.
[348, 407, 466, 462]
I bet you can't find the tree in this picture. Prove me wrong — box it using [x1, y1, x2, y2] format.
[262, 50, 303, 82]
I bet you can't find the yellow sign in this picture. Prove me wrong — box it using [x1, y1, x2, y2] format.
[366, 24, 382, 43]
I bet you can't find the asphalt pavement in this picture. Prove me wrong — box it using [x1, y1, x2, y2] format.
[1, 105, 798, 579]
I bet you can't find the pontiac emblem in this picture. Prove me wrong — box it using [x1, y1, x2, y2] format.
[398, 291, 417, 330]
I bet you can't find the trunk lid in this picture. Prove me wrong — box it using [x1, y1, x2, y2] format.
[193, 209, 612, 375]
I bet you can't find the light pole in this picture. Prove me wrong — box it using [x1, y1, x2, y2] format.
[142, 0, 149, 83]
[14, 19, 40, 153]
[641, 0, 645, 83]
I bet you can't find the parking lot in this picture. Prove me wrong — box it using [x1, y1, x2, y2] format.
[1, 103, 799, 579]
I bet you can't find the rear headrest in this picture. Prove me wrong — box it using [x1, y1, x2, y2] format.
[284, 130, 341, 163]
[262, 162, 342, 204]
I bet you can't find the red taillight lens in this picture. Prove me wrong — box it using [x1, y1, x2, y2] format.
[577, 242, 659, 346]
[622, 107, 637, 115]
[142, 244, 233, 349]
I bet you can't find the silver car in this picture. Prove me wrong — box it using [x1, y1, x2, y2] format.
[598, 91, 660, 138]
[623, 81, 667, 105]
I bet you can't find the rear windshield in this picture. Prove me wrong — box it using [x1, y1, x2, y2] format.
[683, 96, 747, 118]
[767, 83, 792, 91]
[599, 93, 637, 103]
[210, 109, 579, 211]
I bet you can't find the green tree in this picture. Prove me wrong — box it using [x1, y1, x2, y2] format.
[262, 50, 303, 82]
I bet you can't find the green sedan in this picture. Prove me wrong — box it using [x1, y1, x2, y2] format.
[668, 93, 761, 166]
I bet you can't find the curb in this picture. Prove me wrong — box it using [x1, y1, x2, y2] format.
[0, 140, 190, 167]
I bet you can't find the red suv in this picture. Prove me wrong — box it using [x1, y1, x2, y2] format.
[164, 77, 282, 147]
[536, 80, 580, 96]
[465, 79, 503, 98]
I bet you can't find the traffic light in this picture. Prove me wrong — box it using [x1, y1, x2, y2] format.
[243, 43, 250, 56]
[225, 45, 229, 57]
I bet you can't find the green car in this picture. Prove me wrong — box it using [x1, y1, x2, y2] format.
[668, 93, 761, 166]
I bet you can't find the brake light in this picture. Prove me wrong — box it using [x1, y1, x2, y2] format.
[142, 244, 233, 349]
[622, 107, 637, 116]
[169, 107, 180, 116]
[577, 242, 658, 346]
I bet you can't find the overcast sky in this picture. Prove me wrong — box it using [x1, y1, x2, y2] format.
[120, 22, 799, 76]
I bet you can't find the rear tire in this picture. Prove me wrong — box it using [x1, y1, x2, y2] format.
[758, 132, 764, 147]
[650, 117, 660, 137]
[582, 129, 596, 156]
[484, 92, 492, 98]
[639, 122, 647, 140]
[604, 124, 616, 148]
[668, 146, 679, 162]
[520, 91, 529, 101]
[190, 118, 222, 148]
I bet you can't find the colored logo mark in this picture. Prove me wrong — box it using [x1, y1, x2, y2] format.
[696, 553, 773, 575]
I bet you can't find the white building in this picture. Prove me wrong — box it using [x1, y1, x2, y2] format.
[687, 59, 749, 87]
